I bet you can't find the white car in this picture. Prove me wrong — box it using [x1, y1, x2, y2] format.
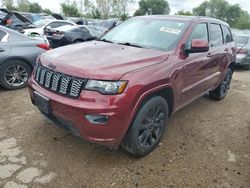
[23, 19, 76, 36]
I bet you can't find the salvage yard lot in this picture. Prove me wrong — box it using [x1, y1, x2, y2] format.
[0, 70, 249, 188]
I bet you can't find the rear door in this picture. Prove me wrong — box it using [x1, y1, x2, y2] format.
[0, 30, 11, 61]
[208, 23, 228, 85]
[221, 25, 236, 67]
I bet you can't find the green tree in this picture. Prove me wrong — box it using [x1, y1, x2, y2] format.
[192, 0, 243, 28]
[234, 11, 250, 29]
[133, 0, 170, 16]
[192, 0, 250, 29]
[110, 0, 133, 20]
[83, 0, 95, 18]
[28, 2, 42, 13]
[96, 0, 112, 19]
[1, 0, 16, 10]
[17, 0, 30, 12]
[91, 8, 101, 19]
[176, 10, 192, 16]
[61, 1, 81, 17]
[43, 8, 52, 15]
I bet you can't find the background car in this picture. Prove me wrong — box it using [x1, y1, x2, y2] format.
[23, 19, 76, 36]
[0, 8, 35, 32]
[45, 25, 102, 48]
[66, 17, 89, 25]
[0, 26, 50, 90]
[234, 33, 250, 70]
[18, 12, 44, 23]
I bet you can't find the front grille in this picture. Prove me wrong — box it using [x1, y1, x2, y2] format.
[34, 64, 86, 98]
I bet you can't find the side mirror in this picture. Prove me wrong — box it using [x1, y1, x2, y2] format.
[185, 39, 209, 53]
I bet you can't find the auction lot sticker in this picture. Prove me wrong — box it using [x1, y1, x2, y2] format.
[160, 27, 181, 34]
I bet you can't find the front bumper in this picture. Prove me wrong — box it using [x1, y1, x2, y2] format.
[28, 77, 133, 149]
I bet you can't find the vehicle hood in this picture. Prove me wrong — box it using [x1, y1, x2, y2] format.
[40, 41, 169, 80]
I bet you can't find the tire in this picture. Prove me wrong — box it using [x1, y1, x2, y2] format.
[74, 40, 83, 44]
[209, 68, 233, 100]
[0, 60, 31, 90]
[122, 96, 169, 157]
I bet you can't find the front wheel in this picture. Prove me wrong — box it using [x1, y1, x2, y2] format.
[122, 96, 169, 157]
[209, 68, 233, 100]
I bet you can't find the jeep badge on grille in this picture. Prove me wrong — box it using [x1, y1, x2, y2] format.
[48, 63, 56, 70]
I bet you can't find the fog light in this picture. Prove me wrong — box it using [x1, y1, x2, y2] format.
[85, 115, 109, 125]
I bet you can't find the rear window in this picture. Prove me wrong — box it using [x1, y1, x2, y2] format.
[234, 35, 249, 45]
[210, 23, 223, 47]
[222, 25, 233, 43]
[0, 30, 6, 41]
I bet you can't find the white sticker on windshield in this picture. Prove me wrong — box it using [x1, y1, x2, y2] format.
[160, 27, 181, 35]
[177, 23, 184, 27]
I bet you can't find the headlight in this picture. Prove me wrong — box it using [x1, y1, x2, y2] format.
[85, 80, 127, 94]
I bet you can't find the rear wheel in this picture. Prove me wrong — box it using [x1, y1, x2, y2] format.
[122, 96, 169, 157]
[209, 68, 233, 100]
[0, 60, 31, 90]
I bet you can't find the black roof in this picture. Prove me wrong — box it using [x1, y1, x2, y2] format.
[136, 15, 229, 26]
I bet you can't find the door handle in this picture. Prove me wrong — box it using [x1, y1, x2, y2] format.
[207, 52, 212, 57]
[0, 48, 5, 52]
[224, 48, 229, 51]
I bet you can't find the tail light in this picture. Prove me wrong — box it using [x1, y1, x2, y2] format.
[37, 43, 50, 50]
[237, 48, 248, 54]
[6, 19, 12, 25]
[52, 32, 64, 40]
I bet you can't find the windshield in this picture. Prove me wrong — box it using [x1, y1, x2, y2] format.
[34, 19, 50, 27]
[100, 18, 188, 51]
[234, 35, 249, 45]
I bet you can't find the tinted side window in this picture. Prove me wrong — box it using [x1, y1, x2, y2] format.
[47, 22, 59, 28]
[210, 23, 223, 47]
[0, 31, 6, 41]
[57, 22, 74, 27]
[187, 23, 208, 48]
[47, 22, 73, 28]
[222, 25, 233, 43]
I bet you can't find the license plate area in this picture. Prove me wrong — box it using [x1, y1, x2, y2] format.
[33, 91, 51, 114]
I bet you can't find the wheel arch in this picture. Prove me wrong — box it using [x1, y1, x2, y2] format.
[137, 87, 174, 117]
[128, 84, 175, 130]
[1, 57, 34, 71]
[227, 61, 235, 72]
[121, 85, 175, 153]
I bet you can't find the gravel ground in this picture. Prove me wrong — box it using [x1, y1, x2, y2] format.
[0, 70, 249, 188]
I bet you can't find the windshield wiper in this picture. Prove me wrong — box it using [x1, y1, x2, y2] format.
[96, 38, 113, 43]
[117, 42, 143, 48]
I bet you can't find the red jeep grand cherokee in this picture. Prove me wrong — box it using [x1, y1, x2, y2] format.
[29, 16, 236, 156]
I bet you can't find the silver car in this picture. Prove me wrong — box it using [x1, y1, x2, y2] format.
[234, 34, 250, 70]
[0, 26, 49, 89]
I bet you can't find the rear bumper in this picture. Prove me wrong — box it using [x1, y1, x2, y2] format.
[28, 77, 133, 149]
[47, 37, 69, 48]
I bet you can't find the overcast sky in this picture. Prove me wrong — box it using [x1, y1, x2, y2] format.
[1, 0, 250, 15]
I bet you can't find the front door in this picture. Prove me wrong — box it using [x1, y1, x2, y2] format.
[180, 22, 222, 106]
